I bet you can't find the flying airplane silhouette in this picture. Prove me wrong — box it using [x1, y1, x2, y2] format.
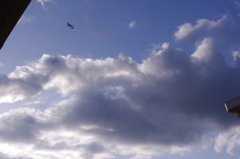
[67, 22, 74, 29]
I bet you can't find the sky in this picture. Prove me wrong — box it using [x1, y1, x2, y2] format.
[2, 0, 240, 159]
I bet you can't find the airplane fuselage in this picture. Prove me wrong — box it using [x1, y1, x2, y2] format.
[67, 22, 74, 29]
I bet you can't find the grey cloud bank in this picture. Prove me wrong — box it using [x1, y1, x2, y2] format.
[0, 15, 240, 159]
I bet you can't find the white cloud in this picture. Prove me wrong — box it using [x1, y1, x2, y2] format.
[1, 15, 240, 158]
[129, 20, 137, 29]
[37, 0, 53, 9]
[24, 100, 45, 106]
[232, 50, 240, 61]
[18, 15, 35, 24]
[0, 62, 4, 67]
[201, 137, 213, 149]
[214, 127, 240, 155]
[174, 15, 240, 48]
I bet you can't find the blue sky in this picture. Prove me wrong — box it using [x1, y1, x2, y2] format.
[1, 0, 240, 159]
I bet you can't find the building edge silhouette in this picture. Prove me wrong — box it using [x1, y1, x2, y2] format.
[0, 0, 31, 50]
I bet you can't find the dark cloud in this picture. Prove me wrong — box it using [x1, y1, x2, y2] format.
[48, 44, 239, 147]
[0, 108, 54, 143]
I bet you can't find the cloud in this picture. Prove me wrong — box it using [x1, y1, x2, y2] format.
[236, 1, 240, 8]
[129, 20, 137, 29]
[18, 15, 35, 24]
[214, 127, 240, 155]
[24, 100, 45, 106]
[0, 62, 4, 67]
[1, 15, 240, 158]
[174, 15, 240, 48]
[37, 0, 53, 9]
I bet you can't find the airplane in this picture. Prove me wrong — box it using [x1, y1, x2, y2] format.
[52, 60, 58, 64]
[67, 22, 74, 29]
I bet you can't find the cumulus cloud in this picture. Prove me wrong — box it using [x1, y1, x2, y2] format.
[174, 15, 240, 48]
[129, 20, 137, 29]
[1, 15, 240, 158]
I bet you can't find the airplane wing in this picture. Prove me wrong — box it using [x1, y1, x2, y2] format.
[67, 22, 74, 29]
